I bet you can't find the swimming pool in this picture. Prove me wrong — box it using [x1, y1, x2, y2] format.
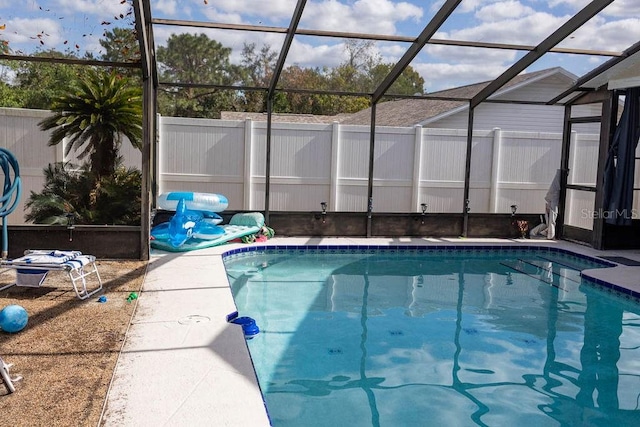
[223, 246, 640, 426]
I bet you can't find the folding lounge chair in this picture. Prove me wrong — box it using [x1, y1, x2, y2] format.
[0, 250, 102, 300]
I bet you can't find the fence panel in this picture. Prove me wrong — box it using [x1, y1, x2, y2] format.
[159, 117, 246, 209]
[371, 127, 416, 212]
[469, 130, 496, 213]
[497, 131, 563, 214]
[255, 122, 333, 211]
[0, 108, 58, 225]
[419, 128, 469, 213]
[336, 125, 371, 211]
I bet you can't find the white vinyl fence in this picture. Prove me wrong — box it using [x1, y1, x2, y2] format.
[159, 116, 597, 219]
[1, 108, 601, 228]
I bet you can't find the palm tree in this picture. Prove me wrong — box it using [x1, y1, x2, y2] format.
[38, 69, 142, 180]
[25, 161, 142, 226]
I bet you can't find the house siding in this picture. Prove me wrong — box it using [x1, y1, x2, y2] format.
[420, 71, 604, 133]
[426, 103, 602, 133]
[493, 74, 572, 103]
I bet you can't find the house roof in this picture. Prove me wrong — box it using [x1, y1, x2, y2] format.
[340, 67, 576, 127]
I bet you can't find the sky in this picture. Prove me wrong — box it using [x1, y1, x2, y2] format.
[1, 0, 639, 92]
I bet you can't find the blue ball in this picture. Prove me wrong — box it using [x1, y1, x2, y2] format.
[0, 304, 28, 333]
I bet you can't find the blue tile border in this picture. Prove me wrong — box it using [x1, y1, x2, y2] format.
[221, 243, 640, 302]
[581, 273, 640, 301]
[222, 244, 615, 266]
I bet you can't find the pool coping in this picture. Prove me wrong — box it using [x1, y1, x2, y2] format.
[100, 237, 640, 426]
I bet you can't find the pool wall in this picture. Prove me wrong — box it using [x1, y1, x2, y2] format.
[223, 244, 640, 302]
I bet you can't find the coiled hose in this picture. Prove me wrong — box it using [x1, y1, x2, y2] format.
[0, 148, 21, 258]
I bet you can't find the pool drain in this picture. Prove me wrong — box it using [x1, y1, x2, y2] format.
[178, 314, 211, 325]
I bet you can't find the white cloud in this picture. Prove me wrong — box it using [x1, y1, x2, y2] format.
[55, 0, 129, 17]
[475, 1, 535, 22]
[424, 43, 518, 65]
[4, 18, 64, 47]
[547, 0, 590, 8]
[155, 0, 178, 16]
[558, 17, 640, 52]
[204, 0, 296, 23]
[438, 12, 569, 45]
[286, 40, 345, 69]
[0, 0, 19, 9]
[378, 43, 412, 61]
[433, 0, 505, 14]
[414, 62, 507, 91]
[301, 0, 422, 34]
[201, 8, 244, 24]
[549, 0, 640, 17]
[600, 0, 640, 17]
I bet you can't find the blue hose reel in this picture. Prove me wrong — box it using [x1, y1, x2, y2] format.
[0, 148, 21, 258]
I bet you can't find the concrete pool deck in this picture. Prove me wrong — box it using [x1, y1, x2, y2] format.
[100, 237, 640, 426]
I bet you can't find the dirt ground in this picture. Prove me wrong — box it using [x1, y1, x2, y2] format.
[0, 259, 148, 427]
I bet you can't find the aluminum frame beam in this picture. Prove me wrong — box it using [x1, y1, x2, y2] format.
[132, 0, 159, 261]
[0, 54, 140, 68]
[151, 18, 621, 58]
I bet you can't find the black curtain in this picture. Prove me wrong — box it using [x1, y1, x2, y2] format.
[603, 87, 640, 225]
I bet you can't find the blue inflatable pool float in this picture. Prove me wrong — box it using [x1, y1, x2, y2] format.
[158, 192, 228, 212]
[151, 193, 266, 252]
[151, 198, 224, 248]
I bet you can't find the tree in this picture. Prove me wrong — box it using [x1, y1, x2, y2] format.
[344, 39, 380, 72]
[239, 42, 277, 112]
[38, 69, 142, 180]
[332, 39, 381, 93]
[100, 27, 141, 79]
[368, 63, 425, 96]
[156, 33, 241, 118]
[278, 66, 328, 114]
[6, 50, 83, 109]
[0, 81, 22, 107]
[100, 27, 140, 63]
[25, 161, 141, 225]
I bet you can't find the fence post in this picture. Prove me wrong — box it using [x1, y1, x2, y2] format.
[411, 125, 423, 211]
[58, 137, 67, 164]
[489, 127, 502, 213]
[157, 115, 164, 196]
[329, 121, 340, 211]
[244, 118, 253, 210]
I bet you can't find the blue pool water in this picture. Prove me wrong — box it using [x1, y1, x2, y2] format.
[223, 247, 640, 426]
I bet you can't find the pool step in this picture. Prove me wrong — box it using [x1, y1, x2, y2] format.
[525, 259, 582, 283]
[500, 259, 581, 289]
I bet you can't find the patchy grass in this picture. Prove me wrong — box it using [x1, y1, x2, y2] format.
[0, 260, 147, 427]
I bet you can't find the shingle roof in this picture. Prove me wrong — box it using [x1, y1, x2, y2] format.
[340, 67, 572, 126]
